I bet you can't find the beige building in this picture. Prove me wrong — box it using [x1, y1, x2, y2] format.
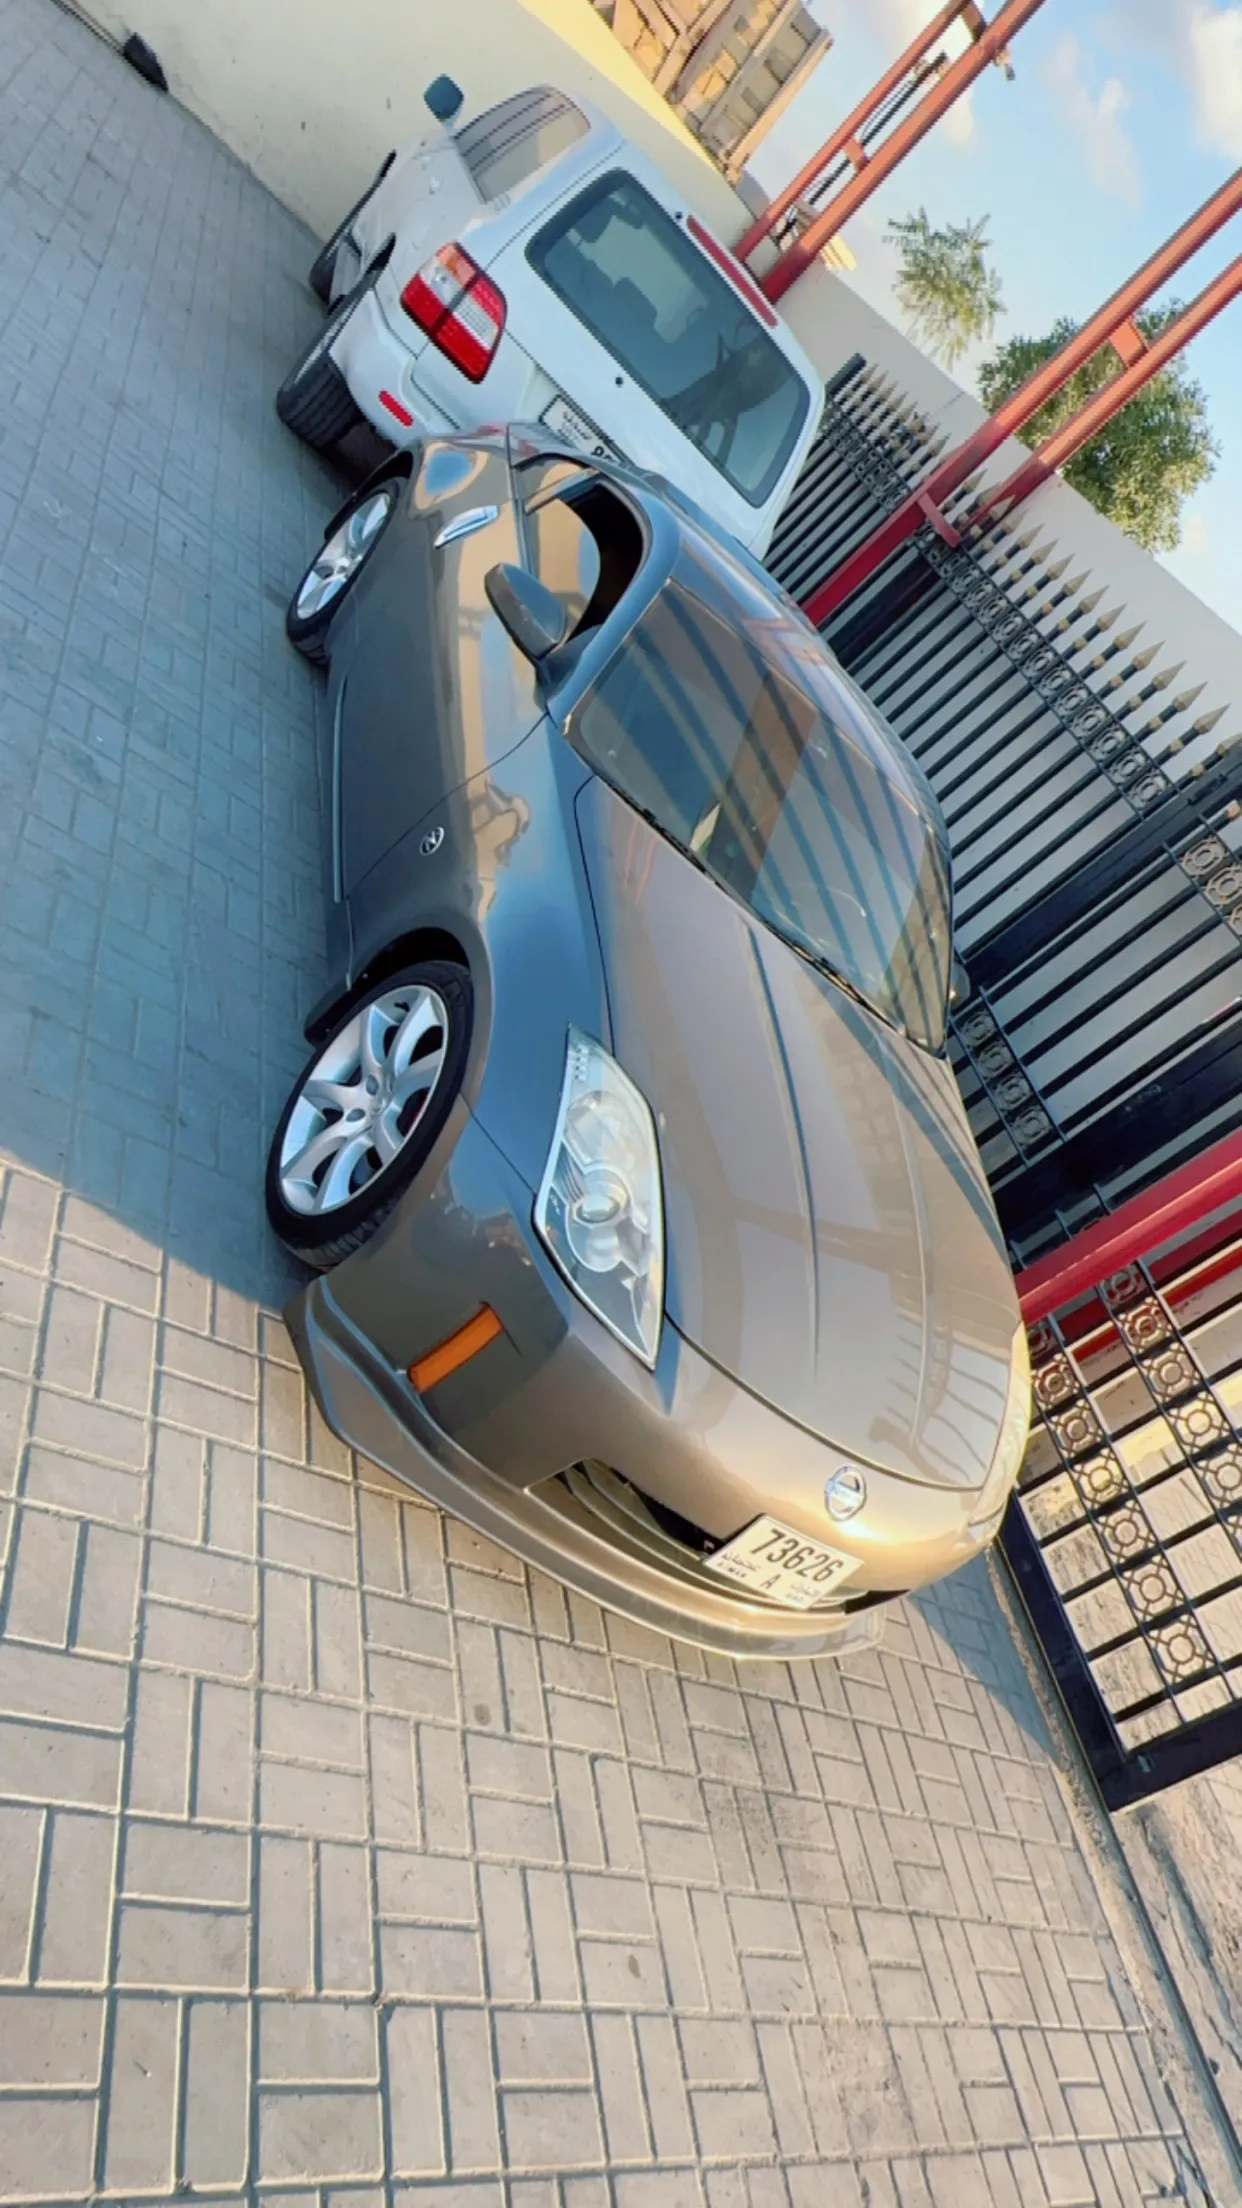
[592, 0, 831, 179]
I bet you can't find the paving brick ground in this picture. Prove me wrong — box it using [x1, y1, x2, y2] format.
[0, 2, 1229, 2201]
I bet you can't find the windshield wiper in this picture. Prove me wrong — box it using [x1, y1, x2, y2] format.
[783, 933, 874, 1014]
[618, 797, 713, 879]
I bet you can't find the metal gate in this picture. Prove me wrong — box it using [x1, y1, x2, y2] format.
[1010, 1141, 1242, 1807]
[767, 356, 1242, 1803]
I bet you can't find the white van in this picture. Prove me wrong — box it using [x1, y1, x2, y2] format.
[278, 82, 823, 557]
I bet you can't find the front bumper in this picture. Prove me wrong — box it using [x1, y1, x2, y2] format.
[285, 1109, 990, 1660]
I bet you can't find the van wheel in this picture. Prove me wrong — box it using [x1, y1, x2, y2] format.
[308, 153, 395, 302]
[277, 280, 368, 450]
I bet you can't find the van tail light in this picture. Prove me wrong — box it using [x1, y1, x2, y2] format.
[400, 243, 506, 383]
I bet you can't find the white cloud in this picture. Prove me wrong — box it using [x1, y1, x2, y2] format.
[1121, 0, 1242, 156]
[1181, 4, 1242, 154]
[943, 88, 977, 147]
[1043, 33, 1142, 206]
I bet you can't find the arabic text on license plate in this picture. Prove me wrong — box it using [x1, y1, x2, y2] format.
[541, 397, 616, 461]
[703, 1515, 859, 1610]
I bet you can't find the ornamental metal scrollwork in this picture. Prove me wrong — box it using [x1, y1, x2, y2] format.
[1123, 1556, 1182, 1624]
[1132, 774, 1171, 809]
[1206, 866, 1242, 908]
[1182, 836, 1230, 878]
[1098, 1503, 1150, 1563]
[1049, 1399, 1105, 1459]
[1167, 1394, 1230, 1453]
[1114, 1295, 1171, 1352]
[1078, 1451, 1128, 1507]
[977, 1040, 1015, 1078]
[994, 1071, 1034, 1110]
[1142, 1343, 1200, 1403]
[1026, 1318, 1057, 1364]
[959, 1009, 997, 1050]
[1201, 1448, 1242, 1506]
[1090, 728, 1129, 762]
[1109, 750, 1147, 785]
[1150, 1614, 1213, 1685]
[1032, 1354, 1076, 1410]
[1039, 664, 1076, 700]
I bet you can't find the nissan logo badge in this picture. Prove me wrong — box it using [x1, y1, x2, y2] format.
[419, 825, 444, 858]
[824, 1466, 866, 1522]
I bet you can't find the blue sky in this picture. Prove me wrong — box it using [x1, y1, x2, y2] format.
[752, 0, 1242, 632]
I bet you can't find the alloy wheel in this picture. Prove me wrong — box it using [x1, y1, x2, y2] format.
[278, 984, 449, 1216]
[295, 490, 394, 622]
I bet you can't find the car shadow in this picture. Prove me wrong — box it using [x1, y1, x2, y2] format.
[902, 1557, 1058, 1763]
[0, 143, 390, 1322]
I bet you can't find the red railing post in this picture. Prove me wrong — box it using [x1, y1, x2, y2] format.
[971, 253, 1242, 526]
[761, 0, 1047, 305]
[1013, 1130, 1242, 1324]
[799, 168, 1242, 628]
[734, 0, 981, 266]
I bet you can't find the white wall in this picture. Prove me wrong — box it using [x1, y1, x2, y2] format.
[77, 0, 750, 243]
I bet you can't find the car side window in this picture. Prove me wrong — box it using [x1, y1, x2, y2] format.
[517, 465, 646, 643]
[457, 90, 589, 202]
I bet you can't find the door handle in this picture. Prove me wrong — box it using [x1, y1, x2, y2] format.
[433, 504, 499, 549]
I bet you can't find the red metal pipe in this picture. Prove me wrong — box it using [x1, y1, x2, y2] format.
[762, 0, 1046, 305]
[1013, 1129, 1242, 1325]
[801, 166, 1242, 625]
[971, 252, 1242, 523]
[734, 0, 978, 264]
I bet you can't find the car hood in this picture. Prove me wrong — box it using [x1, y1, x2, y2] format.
[575, 777, 1022, 1491]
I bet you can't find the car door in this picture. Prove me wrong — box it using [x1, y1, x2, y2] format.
[336, 439, 542, 896]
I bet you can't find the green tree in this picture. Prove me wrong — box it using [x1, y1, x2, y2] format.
[977, 308, 1218, 552]
[886, 207, 1004, 370]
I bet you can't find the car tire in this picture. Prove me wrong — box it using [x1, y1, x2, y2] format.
[285, 479, 399, 667]
[276, 279, 369, 451]
[308, 152, 395, 302]
[267, 962, 473, 1271]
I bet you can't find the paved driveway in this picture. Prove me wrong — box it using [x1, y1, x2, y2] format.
[0, 3, 1226, 2202]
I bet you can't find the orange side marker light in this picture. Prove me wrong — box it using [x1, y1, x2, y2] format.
[409, 1305, 503, 1393]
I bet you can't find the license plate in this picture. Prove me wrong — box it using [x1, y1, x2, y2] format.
[703, 1515, 860, 1609]
[540, 395, 618, 462]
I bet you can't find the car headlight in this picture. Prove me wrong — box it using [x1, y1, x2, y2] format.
[534, 1030, 665, 1368]
[969, 1328, 1032, 1538]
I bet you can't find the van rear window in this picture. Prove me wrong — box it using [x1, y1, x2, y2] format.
[528, 173, 811, 508]
[457, 89, 589, 202]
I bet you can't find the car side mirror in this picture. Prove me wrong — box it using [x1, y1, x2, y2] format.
[485, 564, 568, 663]
[949, 955, 971, 1009]
[424, 75, 464, 126]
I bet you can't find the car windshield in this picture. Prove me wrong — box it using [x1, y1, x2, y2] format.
[570, 543, 953, 1050]
[528, 173, 811, 507]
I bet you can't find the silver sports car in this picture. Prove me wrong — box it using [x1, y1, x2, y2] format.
[269, 426, 1029, 1659]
